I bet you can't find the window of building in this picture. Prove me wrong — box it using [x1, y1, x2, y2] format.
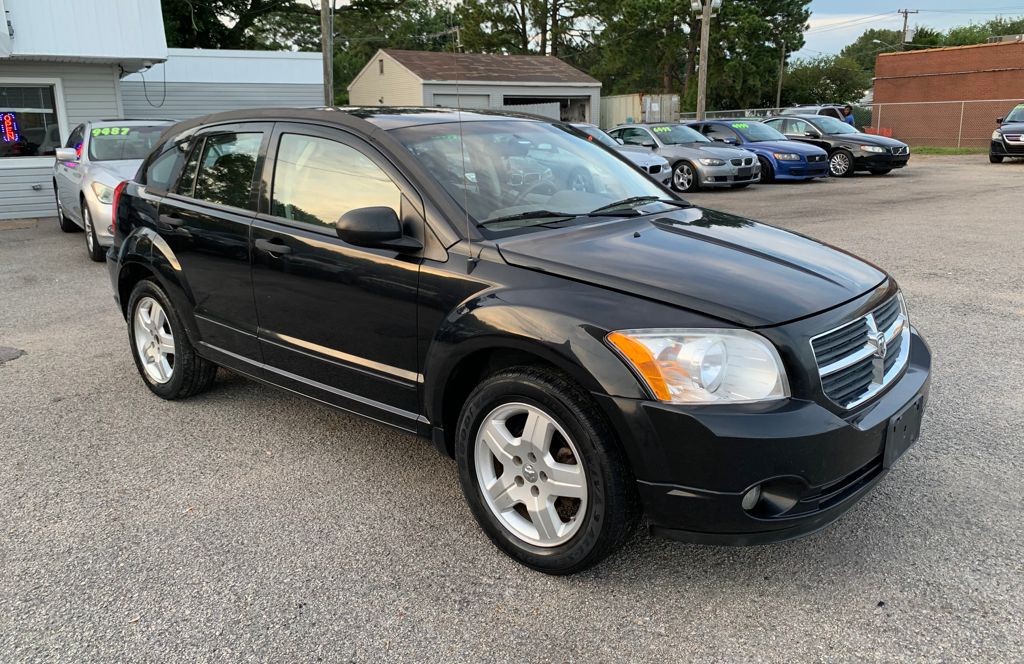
[192, 132, 263, 209]
[271, 133, 401, 229]
[379, 59, 384, 74]
[0, 84, 61, 159]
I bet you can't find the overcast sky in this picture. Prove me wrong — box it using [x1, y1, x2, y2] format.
[795, 1, 1024, 57]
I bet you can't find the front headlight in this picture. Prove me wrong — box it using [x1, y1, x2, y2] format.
[698, 158, 725, 166]
[773, 152, 801, 161]
[992, 130, 1002, 140]
[90, 181, 114, 204]
[860, 145, 886, 153]
[606, 328, 789, 404]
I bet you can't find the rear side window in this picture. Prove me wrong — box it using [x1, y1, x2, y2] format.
[146, 140, 190, 191]
[270, 133, 401, 228]
[192, 132, 263, 210]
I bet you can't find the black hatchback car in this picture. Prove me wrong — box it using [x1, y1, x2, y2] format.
[107, 108, 931, 574]
[989, 104, 1024, 163]
[765, 114, 911, 177]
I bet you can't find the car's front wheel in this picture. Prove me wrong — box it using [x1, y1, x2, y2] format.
[829, 150, 855, 177]
[82, 204, 105, 262]
[127, 280, 217, 400]
[757, 157, 775, 184]
[989, 154, 1004, 164]
[672, 161, 699, 192]
[455, 366, 639, 575]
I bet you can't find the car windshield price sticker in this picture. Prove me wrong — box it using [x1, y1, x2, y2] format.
[653, 127, 671, 133]
[731, 123, 750, 129]
[92, 127, 132, 137]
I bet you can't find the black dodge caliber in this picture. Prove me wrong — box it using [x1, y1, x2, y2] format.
[107, 108, 931, 574]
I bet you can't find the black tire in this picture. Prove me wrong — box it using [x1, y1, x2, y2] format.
[82, 203, 106, 262]
[829, 149, 855, 177]
[671, 161, 699, 193]
[757, 157, 775, 184]
[54, 181, 79, 233]
[126, 280, 217, 400]
[989, 154, 1004, 164]
[869, 168, 893, 175]
[455, 366, 640, 575]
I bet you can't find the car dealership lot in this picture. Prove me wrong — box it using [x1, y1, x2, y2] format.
[1, 156, 1021, 661]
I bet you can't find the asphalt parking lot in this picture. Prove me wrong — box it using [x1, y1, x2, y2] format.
[1, 155, 1022, 662]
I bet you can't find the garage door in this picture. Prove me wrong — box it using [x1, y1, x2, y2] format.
[432, 94, 490, 109]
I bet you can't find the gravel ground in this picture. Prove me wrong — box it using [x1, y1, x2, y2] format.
[1, 155, 1022, 662]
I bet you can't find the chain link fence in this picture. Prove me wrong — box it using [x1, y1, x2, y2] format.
[676, 99, 1024, 148]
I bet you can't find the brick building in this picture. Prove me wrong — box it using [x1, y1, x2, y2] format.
[872, 40, 1024, 147]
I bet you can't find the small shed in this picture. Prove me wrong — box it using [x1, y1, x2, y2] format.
[347, 49, 601, 124]
[121, 48, 325, 121]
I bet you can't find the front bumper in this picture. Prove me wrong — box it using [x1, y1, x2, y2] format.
[600, 329, 931, 545]
[853, 152, 909, 171]
[775, 160, 829, 180]
[697, 161, 760, 187]
[83, 192, 115, 247]
[990, 138, 1024, 157]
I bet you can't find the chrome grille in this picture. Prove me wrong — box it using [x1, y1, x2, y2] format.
[730, 158, 742, 166]
[811, 295, 910, 409]
[648, 164, 662, 174]
[744, 157, 753, 166]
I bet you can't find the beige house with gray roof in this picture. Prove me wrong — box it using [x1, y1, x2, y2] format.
[347, 49, 601, 124]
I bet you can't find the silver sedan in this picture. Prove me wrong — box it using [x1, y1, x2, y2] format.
[571, 123, 672, 187]
[608, 123, 760, 193]
[53, 120, 170, 261]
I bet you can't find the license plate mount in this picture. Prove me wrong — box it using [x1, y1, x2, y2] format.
[737, 167, 752, 177]
[884, 396, 923, 468]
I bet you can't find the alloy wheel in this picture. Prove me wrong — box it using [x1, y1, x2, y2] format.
[133, 297, 175, 384]
[673, 163, 694, 191]
[474, 402, 588, 547]
[829, 152, 851, 176]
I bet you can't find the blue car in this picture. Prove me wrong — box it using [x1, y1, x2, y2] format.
[687, 120, 829, 183]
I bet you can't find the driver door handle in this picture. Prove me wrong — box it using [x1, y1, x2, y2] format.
[254, 238, 292, 255]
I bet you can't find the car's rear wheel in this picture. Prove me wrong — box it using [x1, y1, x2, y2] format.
[989, 154, 1004, 164]
[127, 280, 217, 400]
[672, 161, 699, 192]
[82, 204, 105, 262]
[54, 182, 78, 233]
[757, 157, 775, 183]
[869, 168, 892, 175]
[829, 150, 854, 177]
[455, 366, 639, 575]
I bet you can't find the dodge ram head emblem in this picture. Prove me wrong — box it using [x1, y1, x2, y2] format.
[871, 331, 888, 360]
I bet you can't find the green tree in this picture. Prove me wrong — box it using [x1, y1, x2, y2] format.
[838, 28, 902, 76]
[781, 55, 871, 106]
[161, 0, 312, 49]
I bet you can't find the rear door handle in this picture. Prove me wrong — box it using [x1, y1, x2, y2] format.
[254, 238, 292, 255]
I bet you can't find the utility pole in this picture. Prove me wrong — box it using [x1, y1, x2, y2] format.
[775, 39, 786, 109]
[320, 0, 334, 106]
[899, 9, 919, 47]
[693, 0, 721, 120]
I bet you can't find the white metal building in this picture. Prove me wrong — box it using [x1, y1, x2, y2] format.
[121, 48, 324, 121]
[348, 49, 601, 124]
[0, 0, 167, 219]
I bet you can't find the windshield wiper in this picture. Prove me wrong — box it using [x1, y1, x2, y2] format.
[478, 210, 578, 227]
[587, 196, 691, 216]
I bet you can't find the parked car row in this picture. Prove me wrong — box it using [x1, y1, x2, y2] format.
[595, 115, 911, 193]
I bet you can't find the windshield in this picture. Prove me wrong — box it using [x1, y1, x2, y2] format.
[88, 125, 166, 161]
[392, 120, 667, 232]
[814, 116, 859, 135]
[1005, 105, 1024, 123]
[729, 122, 787, 142]
[652, 124, 711, 144]
[575, 125, 619, 148]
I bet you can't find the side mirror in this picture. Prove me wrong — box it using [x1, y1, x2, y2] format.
[55, 147, 78, 162]
[997, 117, 1004, 124]
[615, 137, 625, 145]
[640, 139, 656, 148]
[804, 131, 820, 138]
[335, 206, 421, 252]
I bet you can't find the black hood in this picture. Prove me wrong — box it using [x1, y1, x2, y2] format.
[997, 122, 1024, 134]
[831, 132, 907, 148]
[496, 207, 886, 328]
